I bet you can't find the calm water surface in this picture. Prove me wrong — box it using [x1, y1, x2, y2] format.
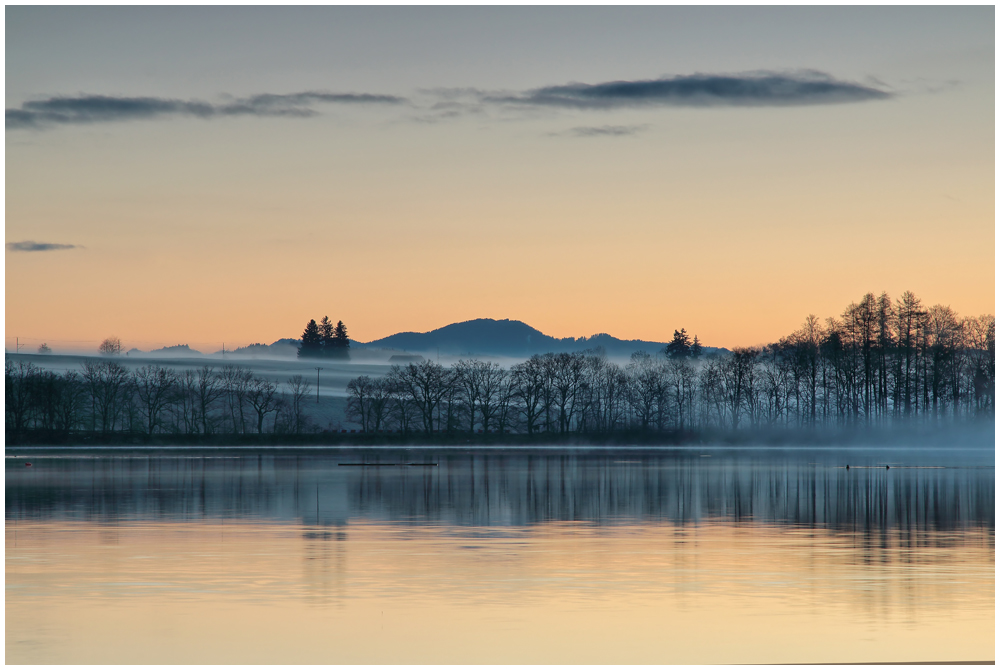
[6, 447, 995, 664]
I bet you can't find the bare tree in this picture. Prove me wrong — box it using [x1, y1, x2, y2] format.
[476, 362, 508, 434]
[98, 336, 122, 356]
[388, 361, 453, 435]
[964, 314, 995, 416]
[510, 357, 547, 435]
[53, 371, 85, 432]
[82, 360, 131, 432]
[548, 353, 586, 433]
[246, 376, 279, 434]
[220, 365, 253, 433]
[627, 352, 665, 431]
[175, 370, 200, 434]
[665, 356, 697, 431]
[583, 357, 628, 433]
[195, 366, 226, 435]
[133, 365, 177, 435]
[760, 345, 793, 428]
[385, 375, 416, 435]
[922, 305, 961, 421]
[368, 377, 392, 433]
[285, 375, 312, 434]
[5, 359, 38, 437]
[345, 375, 392, 433]
[488, 370, 515, 435]
[346, 375, 375, 432]
[718, 347, 760, 431]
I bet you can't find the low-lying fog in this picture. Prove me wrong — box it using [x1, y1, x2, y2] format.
[5, 348, 540, 398]
[6, 351, 390, 398]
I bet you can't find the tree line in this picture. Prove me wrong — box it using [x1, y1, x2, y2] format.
[345, 292, 994, 436]
[5, 361, 317, 439]
[6, 291, 994, 442]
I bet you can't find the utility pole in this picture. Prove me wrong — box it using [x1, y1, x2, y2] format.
[315, 367, 323, 403]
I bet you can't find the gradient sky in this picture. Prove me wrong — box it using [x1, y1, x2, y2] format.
[5, 7, 994, 353]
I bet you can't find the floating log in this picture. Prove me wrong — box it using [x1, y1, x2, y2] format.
[338, 463, 438, 467]
[339, 463, 398, 466]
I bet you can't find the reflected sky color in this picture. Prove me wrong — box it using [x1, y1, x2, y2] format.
[6, 449, 994, 663]
[4, 7, 994, 352]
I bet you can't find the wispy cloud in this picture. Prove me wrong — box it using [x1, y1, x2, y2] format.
[6, 71, 893, 131]
[6, 91, 407, 130]
[6, 241, 82, 252]
[489, 71, 892, 109]
[552, 124, 649, 138]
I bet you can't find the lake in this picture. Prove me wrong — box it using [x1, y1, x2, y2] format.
[6, 447, 994, 664]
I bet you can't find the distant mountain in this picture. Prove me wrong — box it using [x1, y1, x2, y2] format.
[360, 318, 722, 359]
[216, 342, 271, 356]
[270, 338, 301, 348]
[146, 344, 202, 356]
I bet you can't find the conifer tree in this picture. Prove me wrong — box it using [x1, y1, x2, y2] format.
[319, 316, 335, 357]
[331, 320, 350, 360]
[665, 329, 692, 359]
[298, 319, 323, 359]
[690, 335, 703, 359]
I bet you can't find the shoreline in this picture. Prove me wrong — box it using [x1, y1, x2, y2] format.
[5, 422, 993, 451]
[7, 444, 996, 462]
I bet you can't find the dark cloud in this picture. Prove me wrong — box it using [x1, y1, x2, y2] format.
[491, 71, 892, 109]
[553, 124, 649, 137]
[6, 91, 407, 129]
[5, 72, 892, 131]
[6, 241, 81, 252]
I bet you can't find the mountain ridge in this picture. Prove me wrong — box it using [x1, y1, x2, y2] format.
[352, 318, 722, 358]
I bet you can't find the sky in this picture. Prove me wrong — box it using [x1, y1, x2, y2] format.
[5, 7, 995, 353]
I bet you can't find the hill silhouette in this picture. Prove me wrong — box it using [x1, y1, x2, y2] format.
[144, 344, 203, 357]
[359, 318, 720, 358]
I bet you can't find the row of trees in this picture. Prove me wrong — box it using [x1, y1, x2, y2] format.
[298, 317, 349, 359]
[345, 292, 994, 436]
[5, 361, 316, 438]
[6, 291, 993, 441]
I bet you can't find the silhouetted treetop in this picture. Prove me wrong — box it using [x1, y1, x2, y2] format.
[298, 319, 322, 359]
[665, 329, 692, 359]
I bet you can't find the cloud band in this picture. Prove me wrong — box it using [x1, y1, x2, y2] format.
[492, 71, 891, 109]
[6, 71, 891, 131]
[6, 91, 407, 129]
[6, 241, 81, 252]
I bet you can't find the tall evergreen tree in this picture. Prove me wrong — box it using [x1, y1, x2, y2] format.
[690, 335, 703, 359]
[331, 320, 350, 359]
[665, 329, 692, 359]
[298, 319, 323, 359]
[319, 316, 335, 357]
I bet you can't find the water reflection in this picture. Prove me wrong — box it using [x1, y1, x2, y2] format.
[5, 449, 994, 664]
[7, 449, 994, 535]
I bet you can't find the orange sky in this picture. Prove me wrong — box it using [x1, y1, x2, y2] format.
[5, 8, 994, 353]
